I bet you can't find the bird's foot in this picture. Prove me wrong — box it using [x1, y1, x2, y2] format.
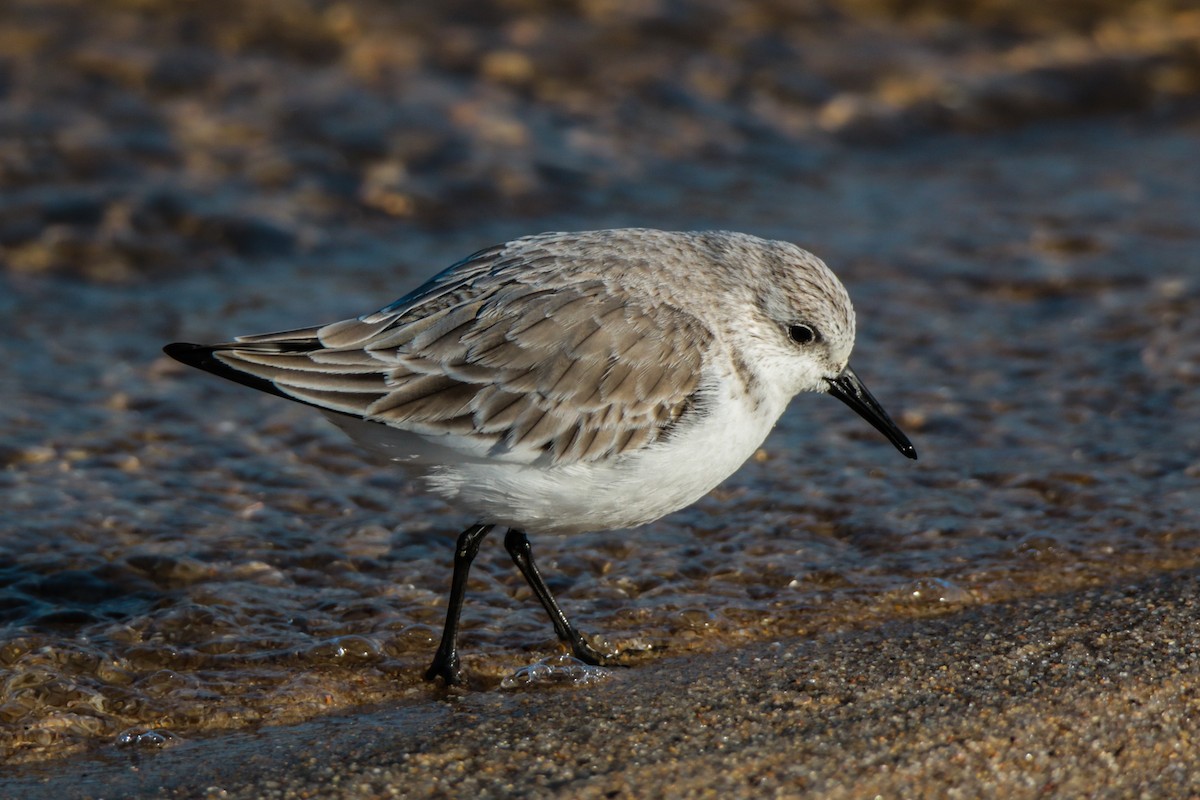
[569, 632, 622, 667]
[424, 649, 465, 686]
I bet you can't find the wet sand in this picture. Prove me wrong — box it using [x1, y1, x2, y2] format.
[6, 568, 1200, 798]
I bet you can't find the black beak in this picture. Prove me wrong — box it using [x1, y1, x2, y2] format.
[825, 367, 917, 460]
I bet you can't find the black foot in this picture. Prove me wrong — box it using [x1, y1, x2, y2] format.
[566, 631, 610, 666]
[425, 648, 464, 686]
[503, 528, 616, 665]
[425, 523, 494, 686]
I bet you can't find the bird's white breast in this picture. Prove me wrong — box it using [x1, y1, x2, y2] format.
[412, 366, 788, 534]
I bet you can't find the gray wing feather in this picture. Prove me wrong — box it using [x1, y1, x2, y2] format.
[207, 250, 710, 465]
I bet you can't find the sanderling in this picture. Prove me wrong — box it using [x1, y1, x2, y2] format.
[165, 228, 916, 685]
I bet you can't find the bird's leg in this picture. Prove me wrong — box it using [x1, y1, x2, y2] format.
[503, 528, 609, 665]
[425, 523, 495, 685]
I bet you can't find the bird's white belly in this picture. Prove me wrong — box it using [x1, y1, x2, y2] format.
[419, 383, 787, 534]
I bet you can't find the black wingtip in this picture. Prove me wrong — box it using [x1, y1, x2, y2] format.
[162, 341, 295, 402]
[163, 342, 210, 368]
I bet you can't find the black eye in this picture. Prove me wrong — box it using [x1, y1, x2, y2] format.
[788, 324, 817, 344]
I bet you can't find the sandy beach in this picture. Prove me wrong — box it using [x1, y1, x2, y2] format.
[5, 568, 1199, 797]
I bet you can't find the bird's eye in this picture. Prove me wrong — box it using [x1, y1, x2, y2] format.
[788, 324, 817, 345]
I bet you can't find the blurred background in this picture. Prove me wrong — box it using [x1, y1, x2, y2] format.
[2, 0, 1199, 767]
[3, 0, 1198, 280]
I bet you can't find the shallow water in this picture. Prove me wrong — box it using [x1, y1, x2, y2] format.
[2, 0, 1199, 767]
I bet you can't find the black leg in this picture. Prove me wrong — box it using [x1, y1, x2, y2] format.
[425, 523, 495, 685]
[503, 528, 609, 665]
